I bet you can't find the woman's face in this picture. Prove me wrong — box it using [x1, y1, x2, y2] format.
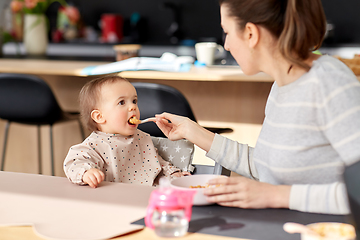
[220, 5, 256, 75]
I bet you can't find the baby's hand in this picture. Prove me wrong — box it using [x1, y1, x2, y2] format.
[171, 171, 191, 178]
[82, 168, 105, 188]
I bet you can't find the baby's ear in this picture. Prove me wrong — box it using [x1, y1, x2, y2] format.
[91, 109, 105, 124]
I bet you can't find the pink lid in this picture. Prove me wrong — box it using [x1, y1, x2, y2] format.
[145, 178, 196, 229]
[149, 187, 194, 211]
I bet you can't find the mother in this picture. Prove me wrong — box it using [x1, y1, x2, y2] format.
[155, 0, 360, 215]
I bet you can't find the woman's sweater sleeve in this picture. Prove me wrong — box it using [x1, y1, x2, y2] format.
[206, 134, 258, 180]
[290, 183, 350, 214]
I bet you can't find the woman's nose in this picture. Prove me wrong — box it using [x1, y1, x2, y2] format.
[223, 35, 229, 51]
[224, 39, 229, 51]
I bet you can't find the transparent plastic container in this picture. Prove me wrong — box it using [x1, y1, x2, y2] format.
[152, 208, 189, 237]
[145, 178, 195, 237]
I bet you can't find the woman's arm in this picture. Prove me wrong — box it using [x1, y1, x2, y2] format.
[206, 134, 257, 179]
[155, 112, 215, 152]
[290, 182, 350, 214]
[156, 113, 258, 179]
[204, 176, 350, 214]
[204, 176, 290, 209]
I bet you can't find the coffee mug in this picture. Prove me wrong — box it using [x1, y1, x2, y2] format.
[195, 42, 224, 66]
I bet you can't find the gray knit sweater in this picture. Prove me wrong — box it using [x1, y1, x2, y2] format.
[206, 55, 360, 214]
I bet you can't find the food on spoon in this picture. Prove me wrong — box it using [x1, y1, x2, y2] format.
[129, 116, 141, 124]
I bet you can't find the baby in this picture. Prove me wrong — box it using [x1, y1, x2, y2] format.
[64, 75, 190, 188]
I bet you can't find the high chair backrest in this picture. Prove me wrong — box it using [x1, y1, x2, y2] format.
[151, 136, 195, 173]
[132, 82, 196, 138]
[135, 82, 230, 176]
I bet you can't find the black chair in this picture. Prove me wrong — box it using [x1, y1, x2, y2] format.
[132, 82, 230, 176]
[0, 73, 85, 176]
[344, 160, 360, 239]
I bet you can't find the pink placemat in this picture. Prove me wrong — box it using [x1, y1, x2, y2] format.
[0, 171, 154, 240]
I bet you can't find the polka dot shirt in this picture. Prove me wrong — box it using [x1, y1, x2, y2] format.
[63, 130, 180, 186]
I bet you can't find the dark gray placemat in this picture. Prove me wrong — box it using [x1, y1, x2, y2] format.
[133, 205, 350, 240]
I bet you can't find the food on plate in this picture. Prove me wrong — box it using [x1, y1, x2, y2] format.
[190, 184, 221, 188]
[190, 184, 209, 188]
[307, 222, 356, 239]
[170, 174, 222, 205]
[129, 116, 141, 124]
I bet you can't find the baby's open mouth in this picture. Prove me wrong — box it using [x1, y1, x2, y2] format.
[128, 116, 141, 125]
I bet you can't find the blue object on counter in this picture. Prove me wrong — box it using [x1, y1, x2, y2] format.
[194, 60, 206, 68]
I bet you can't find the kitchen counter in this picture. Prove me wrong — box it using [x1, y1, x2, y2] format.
[0, 58, 273, 82]
[3, 42, 198, 58]
[4, 42, 360, 58]
[0, 58, 273, 123]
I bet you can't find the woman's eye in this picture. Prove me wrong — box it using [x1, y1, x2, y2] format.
[222, 32, 227, 42]
[119, 100, 125, 105]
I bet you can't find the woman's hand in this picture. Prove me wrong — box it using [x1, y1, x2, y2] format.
[82, 168, 105, 188]
[203, 176, 290, 209]
[155, 112, 215, 152]
[155, 112, 192, 141]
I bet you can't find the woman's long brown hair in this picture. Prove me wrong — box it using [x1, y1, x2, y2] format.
[219, 0, 326, 70]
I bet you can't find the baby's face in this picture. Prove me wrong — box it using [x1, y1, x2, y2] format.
[97, 80, 140, 136]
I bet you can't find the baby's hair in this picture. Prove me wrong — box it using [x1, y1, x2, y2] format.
[219, 0, 326, 70]
[79, 75, 129, 132]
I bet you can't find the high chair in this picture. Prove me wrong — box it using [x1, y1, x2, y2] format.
[133, 82, 231, 176]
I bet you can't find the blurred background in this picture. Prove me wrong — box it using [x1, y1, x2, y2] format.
[1, 0, 360, 59]
[3, 0, 360, 45]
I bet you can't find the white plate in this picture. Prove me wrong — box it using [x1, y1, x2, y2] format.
[170, 174, 220, 206]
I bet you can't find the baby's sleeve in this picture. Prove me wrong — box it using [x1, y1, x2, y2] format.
[157, 154, 181, 177]
[63, 142, 105, 185]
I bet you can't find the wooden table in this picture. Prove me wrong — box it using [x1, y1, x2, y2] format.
[0, 172, 349, 240]
[0, 171, 244, 240]
[0, 58, 273, 81]
[0, 226, 242, 240]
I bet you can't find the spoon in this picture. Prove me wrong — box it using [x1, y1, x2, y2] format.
[129, 117, 156, 125]
[283, 222, 320, 237]
[139, 117, 156, 124]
